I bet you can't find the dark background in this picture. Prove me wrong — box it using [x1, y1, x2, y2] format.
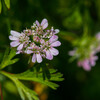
[1, 0, 100, 100]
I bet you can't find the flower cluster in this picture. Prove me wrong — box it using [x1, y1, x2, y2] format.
[9, 19, 61, 63]
[69, 33, 100, 71]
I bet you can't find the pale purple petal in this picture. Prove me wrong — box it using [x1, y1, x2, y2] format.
[32, 54, 36, 63]
[42, 23, 48, 29]
[49, 35, 58, 43]
[41, 19, 48, 26]
[83, 64, 91, 71]
[41, 19, 48, 29]
[49, 48, 59, 56]
[46, 50, 53, 60]
[93, 56, 98, 60]
[55, 29, 60, 34]
[77, 61, 82, 67]
[68, 50, 75, 56]
[90, 56, 98, 66]
[17, 44, 23, 51]
[36, 20, 40, 26]
[82, 60, 91, 71]
[96, 32, 100, 40]
[90, 59, 96, 66]
[51, 41, 61, 47]
[16, 51, 21, 54]
[26, 50, 33, 54]
[89, 55, 98, 66]
[36, 53, 42, 63]
[10, 41, 20, 47]
[11, 30, 21, 37]
[28, 47, 34, 49]
[9, 36, 19, 40]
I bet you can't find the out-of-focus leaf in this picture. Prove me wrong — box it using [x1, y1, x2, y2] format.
[0, 0, 2, 13]
[4, 81, 18, 94]
[4, 0, 10, 9]
[0, 48, 19, 69]
[59, 31, 78, 42]
[62, 8, 82, 30]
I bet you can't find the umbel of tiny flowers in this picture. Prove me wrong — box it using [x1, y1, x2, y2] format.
[69, 48, 98, 71]
[9, 18, 61, 63]
[68, 33, 100, 71]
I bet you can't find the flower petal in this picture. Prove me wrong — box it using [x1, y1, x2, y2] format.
[82, 60, 91, 71]
[68, 50, 75, 56]
[90, 60, 95, 66]
[46, 50, 53, 60]
[55, 29, 60, 34]
[41, 19, 47, 26]
[17, 44, 23, 51]
[42, 23, 48, 29]
[32, 54, 36, 63]
[9, 36, 19, 40]
[51, 41, 61, 47]
[10, 41, 20, 47]
[49, 35, 58, 43]
[94, 56, 98, 60]
[26, 50, 33, 54]
[49, 48, 59, 56]
[11, 30, 21, 37]
[36, 20, 40, 26]
[41, 19, 48, 29]
[36, 53, 42, 63]
[16, 51, 21, 54]
[77, 61, 82, 67]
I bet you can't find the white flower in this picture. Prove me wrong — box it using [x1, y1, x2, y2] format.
[9, 19, 61, 63]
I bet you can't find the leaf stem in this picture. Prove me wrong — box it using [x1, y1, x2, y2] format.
[0, 83, 3, 100]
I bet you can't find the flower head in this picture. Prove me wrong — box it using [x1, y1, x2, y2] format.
[69, 34, 100, 71]
[9, 18, 61, 63]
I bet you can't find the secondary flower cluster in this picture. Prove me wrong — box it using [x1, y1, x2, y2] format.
[69, 33, 100, 71]
[9, 19, 61, 63]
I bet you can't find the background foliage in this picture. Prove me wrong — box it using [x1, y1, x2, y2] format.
[1, 0, 100, 100]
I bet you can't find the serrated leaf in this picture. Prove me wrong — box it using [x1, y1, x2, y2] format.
[4, 0, 10, 9]
[1, 71, 39, 100]
[15, 80, 39, 100]
[0, 0, 2, 13]
[0, 67, 64, 99]
[13, 68, 64, 90]
[17, 87, 25, 100]
[0, 48, 19, 69]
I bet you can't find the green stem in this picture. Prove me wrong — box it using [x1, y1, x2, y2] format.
[0, 71, 16, 82]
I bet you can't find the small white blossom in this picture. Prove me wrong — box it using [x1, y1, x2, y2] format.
[9, 18, 61, 63]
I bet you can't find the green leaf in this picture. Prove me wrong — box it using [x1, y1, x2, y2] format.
[17, 87, 25, 100]
[0, 0, 2, 13]
[15, 80, 39, 100]
[4, 0, 10, 9]
[0, 48, 19, 69]
[0, 67, 64, 99]
[13, 68, 64, 90]
[1, 71, 39, 100]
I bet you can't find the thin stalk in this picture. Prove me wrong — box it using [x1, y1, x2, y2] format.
[0, 83, 3, 100]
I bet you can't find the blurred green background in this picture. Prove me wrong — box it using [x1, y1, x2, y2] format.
[1, 0, 100, 100]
